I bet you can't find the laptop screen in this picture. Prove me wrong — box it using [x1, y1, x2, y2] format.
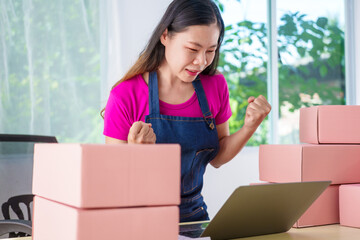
[0, 134, 57, 220]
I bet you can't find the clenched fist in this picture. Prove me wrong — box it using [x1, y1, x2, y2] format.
[127, 121, 156, 144]
[244, 95, 271, 131]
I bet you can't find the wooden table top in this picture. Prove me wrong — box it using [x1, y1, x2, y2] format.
[3, 224, 360, 240]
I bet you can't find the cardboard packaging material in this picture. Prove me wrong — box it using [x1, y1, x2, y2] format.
[294, 185, 339, 228]
[339, 184, 360, 228]
[249, 182, 272, 185]
[299, 105, 360, 144]
[33, 143, 181, 208]
[32, 196, 179, 240]
[259, 144, 360, 184]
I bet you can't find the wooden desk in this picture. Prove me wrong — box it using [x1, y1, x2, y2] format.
[236, 225, 360, 240]
[3, 225, 360, 240]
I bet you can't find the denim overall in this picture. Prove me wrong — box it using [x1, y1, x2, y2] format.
[145, 71, 220, 222]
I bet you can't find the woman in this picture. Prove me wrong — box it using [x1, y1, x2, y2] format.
[102, 0, 271, 222]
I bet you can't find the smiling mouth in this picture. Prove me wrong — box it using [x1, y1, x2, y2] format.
[186, 68, 202, 74]
[185, 69, 199, 76]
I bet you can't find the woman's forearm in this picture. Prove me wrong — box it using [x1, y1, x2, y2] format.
[210, 95, 271, 168]
[210, 125, 256, 168]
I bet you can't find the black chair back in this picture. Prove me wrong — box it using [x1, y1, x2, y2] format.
[0, 134, 57, 237]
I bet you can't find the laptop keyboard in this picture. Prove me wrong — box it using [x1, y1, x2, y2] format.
[179, 221, 209, 238]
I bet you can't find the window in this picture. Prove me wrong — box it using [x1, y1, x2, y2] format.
[0, 0, 102, 143]
[217, 0, 346, 145]
[0, 0, 353, 145]
[216, 0, 269, 145]
[277, 0, 345, 144]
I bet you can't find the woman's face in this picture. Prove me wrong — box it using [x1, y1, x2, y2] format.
[160, 23, 220, 82]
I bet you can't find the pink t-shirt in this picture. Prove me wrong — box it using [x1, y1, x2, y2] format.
[103, 73, 232, 140]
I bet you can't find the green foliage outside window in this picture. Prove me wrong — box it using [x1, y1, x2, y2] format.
[215, 0, 345, 145]
[0, 0, 101, 143]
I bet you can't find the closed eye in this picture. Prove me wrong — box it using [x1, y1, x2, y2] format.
[188, 48, 198, 52]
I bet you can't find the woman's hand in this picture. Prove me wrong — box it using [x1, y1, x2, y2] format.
[244, 95, 271, 132]
[127, 121, 157, 144]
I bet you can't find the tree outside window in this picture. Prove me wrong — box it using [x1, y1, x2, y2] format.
[215, 0, 345, 145]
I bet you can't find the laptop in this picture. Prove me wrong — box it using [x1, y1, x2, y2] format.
[0, 134, 57, 220]
[179, 181, 331, 240]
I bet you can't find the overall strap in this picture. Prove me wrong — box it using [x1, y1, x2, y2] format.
[192, 76, 215, 130]
[148, 71, 160, 115]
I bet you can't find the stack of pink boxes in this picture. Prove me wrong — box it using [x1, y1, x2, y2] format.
[259, 105, 360, 228]
[31, 143, 181, 240]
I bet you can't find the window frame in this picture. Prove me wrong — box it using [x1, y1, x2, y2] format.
[267, 0, 279, 144]
[266, 0, 355, 144]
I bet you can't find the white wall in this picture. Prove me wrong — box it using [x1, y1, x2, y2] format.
[203, 147, 260, 218]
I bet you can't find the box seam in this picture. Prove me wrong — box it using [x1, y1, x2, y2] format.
[301, 147, 304, 182]
[316, 108, 320, 143]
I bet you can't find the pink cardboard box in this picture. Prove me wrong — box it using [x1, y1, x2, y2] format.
[300, 105, 360, 144]
[294, 185, 339, 228]
[33, 144, 180, 208]
[259, 144, 360, 184]
[32, 196, 178, 240]
[340, 184, 360, 228]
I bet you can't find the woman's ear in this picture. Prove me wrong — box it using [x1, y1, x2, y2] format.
[160, 28, 169, 46]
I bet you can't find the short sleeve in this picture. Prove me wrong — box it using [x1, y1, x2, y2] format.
[214, 74, 232, 125]
[103, 91, 132, 141]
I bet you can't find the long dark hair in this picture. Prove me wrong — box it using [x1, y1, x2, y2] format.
[101, 0, 225, 117]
